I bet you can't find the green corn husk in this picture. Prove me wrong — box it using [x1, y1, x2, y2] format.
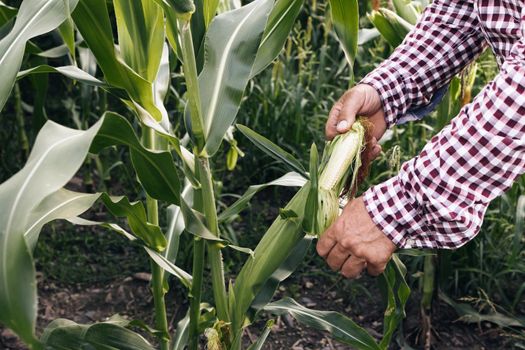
[316, 121, 365, 233]
[231, 121, 367, 335]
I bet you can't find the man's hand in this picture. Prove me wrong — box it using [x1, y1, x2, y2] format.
[326, 84, 387, 146]
[316, 197, 397, 278]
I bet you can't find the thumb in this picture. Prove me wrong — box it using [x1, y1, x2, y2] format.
[335, 98, 360, 133]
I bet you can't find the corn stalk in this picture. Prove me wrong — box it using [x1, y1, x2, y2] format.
[0, 1, 412, 349]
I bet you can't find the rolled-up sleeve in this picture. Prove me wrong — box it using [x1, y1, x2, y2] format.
[364, 29, 525, 249]
[361, 0, 486, 127]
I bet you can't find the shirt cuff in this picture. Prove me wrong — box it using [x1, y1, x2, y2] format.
[362, 175, 422, 249]
[359, 63, 409, 128]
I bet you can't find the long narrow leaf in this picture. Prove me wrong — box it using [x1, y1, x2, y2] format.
[90, 112, 181, 206]
[0, 0, 78, 111]
[72, 0, 166, 128]
[42, 319, 155, 350]
[114, 0, 164, 81]
[0, 118, 104, 344]
[264, 298, 381, 350]
[24, 189, 99, 250]
[328, 0, 359, 79]
[145, 247, 192, 289]
[0, 2, 16, 27]
[250, 0, 304, 77]
[250, 237, 312, 315]
[231, 185, 310, 331]
[100, 194, 167, 251]
[218, 172, 306, 222]
[18, 65, 105, 87]
[378, 254, 410, 348]
[237, 124, 307, 177]
[199, 0, 274, 155]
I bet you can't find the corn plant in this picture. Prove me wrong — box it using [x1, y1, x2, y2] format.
[0, 0, 409, 349]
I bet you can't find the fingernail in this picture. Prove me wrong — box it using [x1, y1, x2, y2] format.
[337, 120, 349, 131]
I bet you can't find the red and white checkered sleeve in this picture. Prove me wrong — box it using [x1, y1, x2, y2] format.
[360, 0, 486, 127]
[364, 30, 525, 249]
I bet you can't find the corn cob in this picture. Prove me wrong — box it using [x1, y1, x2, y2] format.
[231, 120, 369, 337]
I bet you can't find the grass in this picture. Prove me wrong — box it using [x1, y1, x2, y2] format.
[34, 222, 150, 284]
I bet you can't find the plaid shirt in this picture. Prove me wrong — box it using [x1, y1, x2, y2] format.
[360, 0, 525, 248]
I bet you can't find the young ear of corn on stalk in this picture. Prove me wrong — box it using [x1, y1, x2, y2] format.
[231, 120, 370, 338]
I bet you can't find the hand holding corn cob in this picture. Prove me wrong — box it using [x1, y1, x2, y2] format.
[325, 84, 386, 152]
[316, 197, 397, 278]
[316, 118, 396, 279]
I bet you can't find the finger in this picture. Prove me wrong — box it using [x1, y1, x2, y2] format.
[335, 96, 360, 134]
[316, 229, 337, 258]
[371, 142, 382, 159]
[366, 261, 388, 276]
[341, 255, 367, 279]
[325, 244, 351, 272]
[326, 101, 343, 140]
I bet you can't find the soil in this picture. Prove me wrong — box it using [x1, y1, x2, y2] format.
[0, 188, 521, 349]
[0, 272, 519, 350]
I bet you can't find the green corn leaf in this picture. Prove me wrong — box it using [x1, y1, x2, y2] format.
[190, 0, 206, 71]
[164, 0, 196, 20]
[72, 0, 166, 128]
[114, 0, 164, 82]
[0, 2, 17, 28]
[250, 0, 304, 77]
[145, 247, 193, 289]
[231, 184, 310, 331]
[368, 9, 413, 47]
[24, 189, 100, 251]
[67, 217, 138, 243]
[303, 143, 319, 234]
[90, 112, 181, 206]
[237, 124, 307, 177]
[35, 43, 70, 58]
[0, 117, 105, 345]
[218, 172, 306, 223]
[264, 298, 381, 350]
[27, 56, 49, 133]
[199, 0, 274, 155]
[18, 65, 106, 87]
[172, 310, 191, 350]
[328, 0, 359, 80]
[250, 236, 312, 316]
[164, 183, 194, 270]
[179, 199, 225, 242]
[57, 10, 75, 59]
[68, 216, 193, 287]
[378, 254, 410, 348]
[358, 28, 380, 45]
[163, 4, 180, 56]
[100, 194, 167, 252]
[203, 0, 220, 28]
[247, 320, 274, 350]
[41, 319, 155, 350]
[0, 0, 79, 111]
[392, 0, 419, 25]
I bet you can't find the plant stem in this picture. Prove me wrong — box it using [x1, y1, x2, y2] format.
[199, 157, 230, 322]
[188, 238, 205, 350]
[421, 253, 435, 310]
[14, 84, 29, 158]
[179, 19, 205, 152]
[144, 128, 170, 350]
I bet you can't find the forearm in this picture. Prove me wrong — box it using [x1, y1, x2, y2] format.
[361, 0, 486, 127]
[365, 36, 525, 249]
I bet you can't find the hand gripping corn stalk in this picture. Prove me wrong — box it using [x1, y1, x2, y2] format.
[230, 120, 374, 342]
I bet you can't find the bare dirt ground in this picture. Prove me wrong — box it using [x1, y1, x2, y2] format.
[0, 273, 518, 350]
